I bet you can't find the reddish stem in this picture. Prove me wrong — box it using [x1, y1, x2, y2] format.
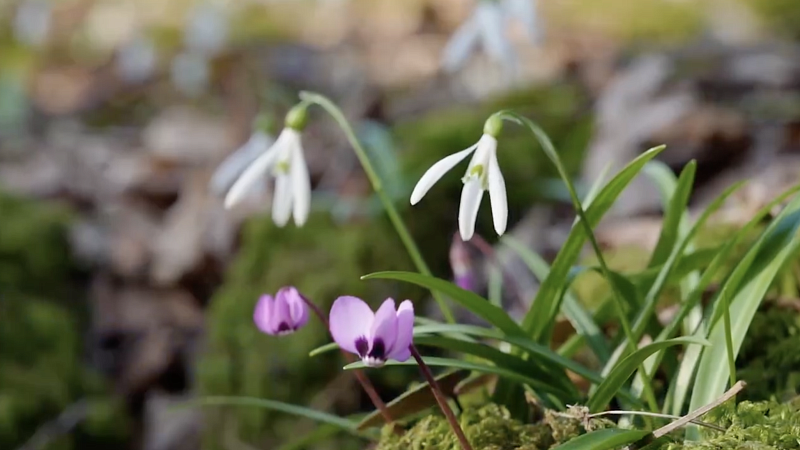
[409, 345, 473, 450]
[300, 295, 395, 426]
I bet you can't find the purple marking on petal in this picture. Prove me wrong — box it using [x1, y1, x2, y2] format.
[329, 296, 374, 355]
[387, 300, 414, 361]
[355, 337, 369, 357]
[369, 299, 398, 357]
[254, 295, 275, 334]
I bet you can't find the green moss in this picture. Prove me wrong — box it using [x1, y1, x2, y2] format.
[375, 403, 621, 450]
[0, 191, 129, 449]
[662, 399, 800, 449]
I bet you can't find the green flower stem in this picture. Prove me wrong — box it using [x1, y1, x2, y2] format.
[409, 345, 474, 450]
[299, 91, 456, 324]
[496, 111, 659, 415]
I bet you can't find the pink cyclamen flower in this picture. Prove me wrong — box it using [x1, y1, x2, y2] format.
[254, 287, 309, 336]
[329, 296, 414, 367]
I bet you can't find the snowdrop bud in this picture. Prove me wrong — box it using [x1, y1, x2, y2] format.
[285, 104, 309, 131]
[483, 115, 503, 138]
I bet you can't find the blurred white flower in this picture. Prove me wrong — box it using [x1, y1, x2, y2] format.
[170, 51, 210, 97]
[441, 0, 542, 73]
[116, 35, 158, 83]
[210, 131, 275, 197]
[12, 0, 52, 48]
[184, 2, 229, 57]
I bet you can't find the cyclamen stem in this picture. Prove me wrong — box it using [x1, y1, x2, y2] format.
[299, 295, 395, 427]
[409, 345, 473, 450]
[298, 91, 456, 324]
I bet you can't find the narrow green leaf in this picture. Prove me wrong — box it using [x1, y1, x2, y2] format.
[187, 396, 370, 438]
[356, 371, 466, 430]
[587, 337, 709, 412]
[665, 183, 800, 416]
[415, 336, 577, 400]
[361, 271, 525, 336]
[552, 429, 651, 450]
[687, 200, 800, 431]
[518, 144, 665, 340]
[601, 180, 746, 382]
[502, 235, 611, 364]
[644, 160, 696, 268]
[344, 357, 561, 395]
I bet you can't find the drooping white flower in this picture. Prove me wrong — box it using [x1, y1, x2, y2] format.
[410, 116, 507, 241]
[210, 130, 275, 197]
[222, 106, 311, 227]
[441, 0, 542, 73]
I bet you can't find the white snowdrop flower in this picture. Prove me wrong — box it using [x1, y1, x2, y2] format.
[410, 116, 507, 241]
[441, 0, 542, 73]
[116, 35, 158, 83]
[170, 51, 210, 97]
[210, 116, 275, 196]
[13, 0, 52, 48]
[184, 2, 228, 57]
[223, 106, 311, 227]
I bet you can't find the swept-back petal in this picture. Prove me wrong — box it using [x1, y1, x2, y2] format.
[253, 295, 275, 334]
[387, 300, 414, 361]
[210, 131, 273, 196]
[410, 145, 477, 205]
[488, 148, 508, 235]
[458, 178, 484, 241]
[329, 296, 374, 354]
[289, 138, 311, 226]
[441, 13, 480, 72]
[272, 173, 293, 227]
[370, 299, 398, 355]
[224, 145, 280, 209]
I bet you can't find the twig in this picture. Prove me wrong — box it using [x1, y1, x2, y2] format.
[587, 411, 725, 432]
[652, 381, 745, 439]
[17, 400, 90, 450]
[626, 381, 746, 450]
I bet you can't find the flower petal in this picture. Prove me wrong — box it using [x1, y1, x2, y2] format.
[410, 145, 477, 205]
[224, 131, 289, 208]
[253, 295, 275, 334]
[329, 296, 374, 355]
[488, 148, 508, 235]
[391, 347, 411, 362]
[387, 300, 414, 360]
[210, 131, 273, 196]
[271, 291, 292, 334]
[272, 172, 293, 227]
[441, 13, 480, 72]
[458, 178, 484, 241]
[369, 299, 399, 356]
[476, 2, 516, 68]
[289, 137, 311, 226]
[280, 286, 308, 330]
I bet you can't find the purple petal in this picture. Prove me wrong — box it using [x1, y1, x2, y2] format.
[455, 273, 474, 291]
[387, 300, 414, 361]
[279, 286, 309, 330]
[369, 299, 398, 358]
[254, 295, 275, 335]
[271, 290, 293, 335]
[329, 296, 374, 355]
